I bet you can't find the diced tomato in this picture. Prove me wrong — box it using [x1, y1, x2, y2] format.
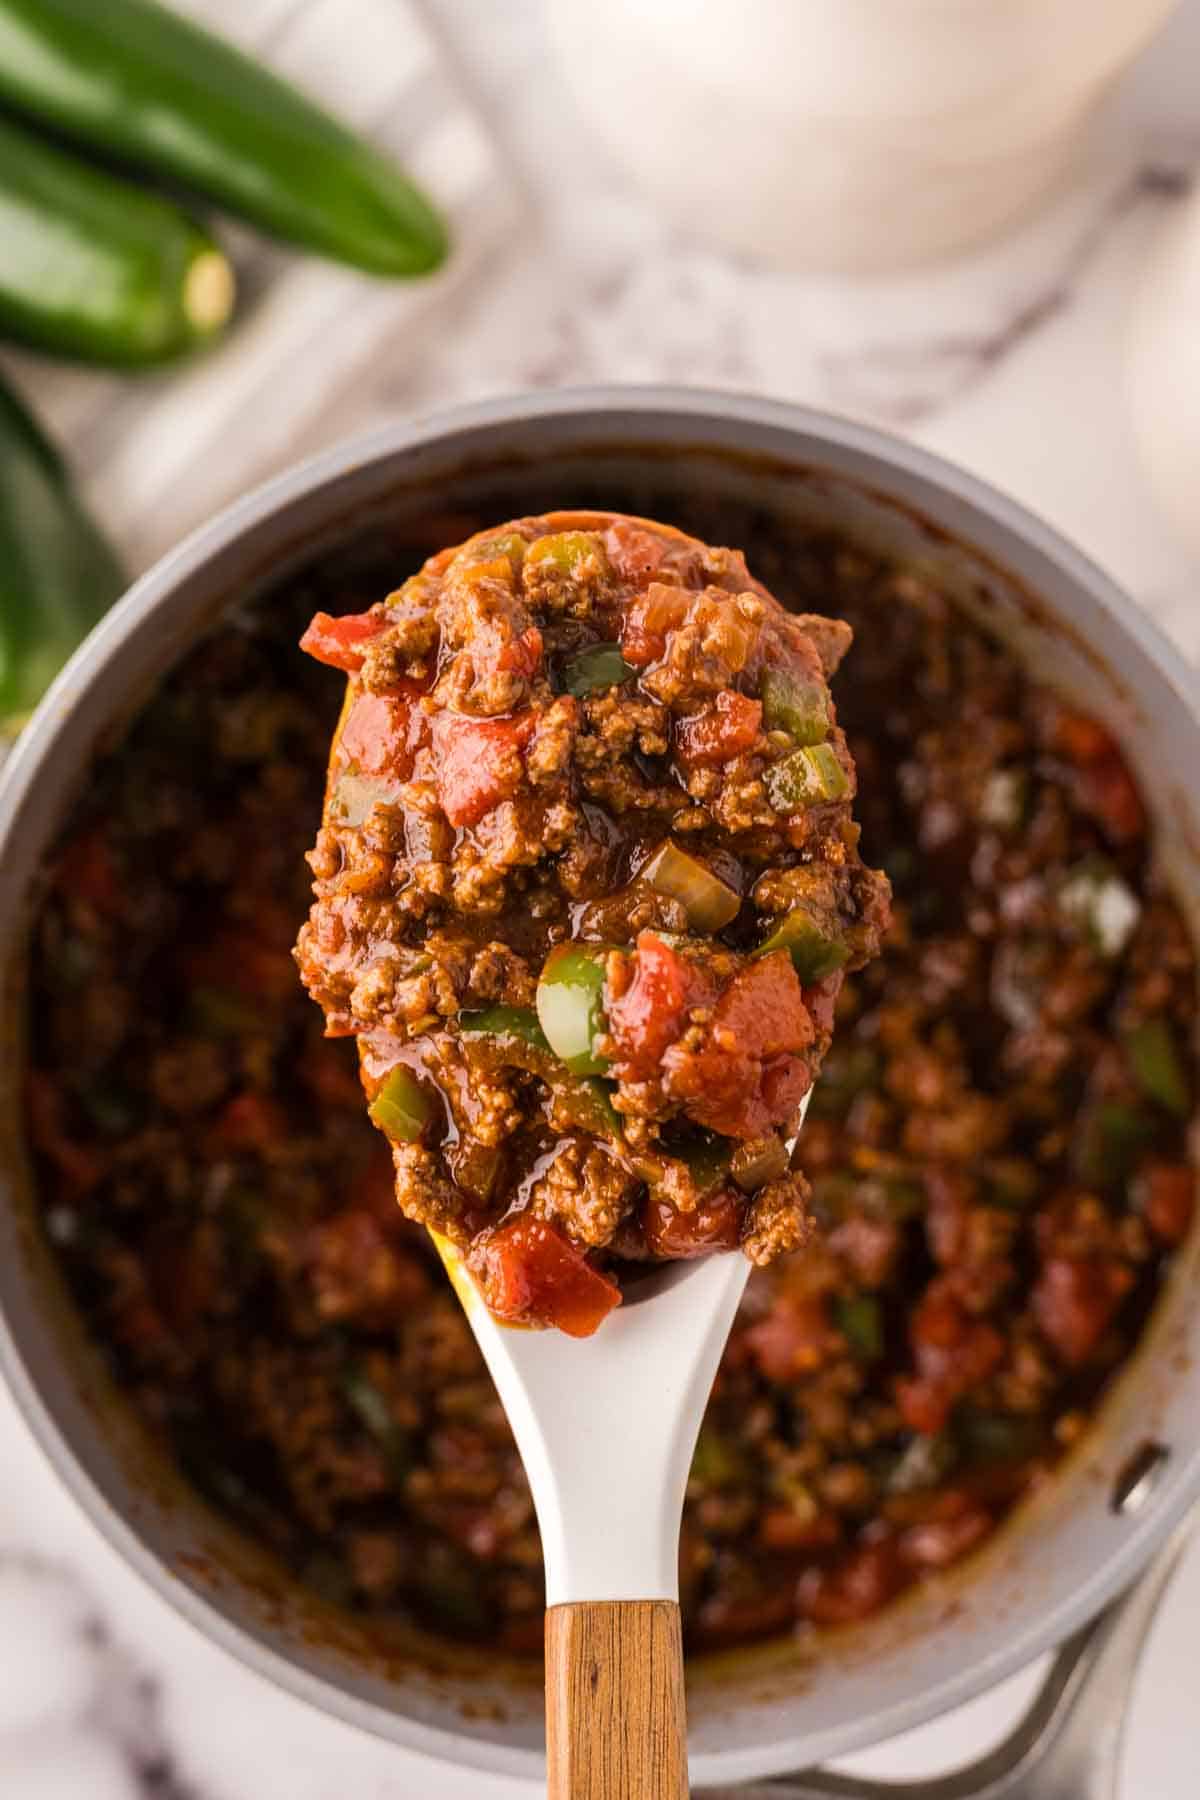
[711, 953, 813, 1057]
[496, 626, 543, 678]
[664, 952, 815, 1138]
[607, 932, 708, 1082]
[757, 1054, 815, 1128]
[216, 1091, 288, 1151]
[1135, 1161, 1195, 1246]
[1077, 758, 1145, 845]
[1051, 708, 1117, 765]
[58, 829, 122, 916]
[804, 972, 842, 1039]
[103, 1248, 173, 1361]
[25, 1071, 104, 1196]
[604, 520, 671, 586]
[740, 1295, 837, 1381]
[644, 1188, 742, 1258]
[1032, 1256, 1135, 1366]
[148, 1222, 223, 1334]
[1049, 706, 1144, 843]
[797, 1539, 907, 1626]
[618, 582, 689, 667]
[339, 688, 423, 780]
[477, 1215, 621, 1337]
[924, 1167, 971, 1266]
[894, 1379, 951, 1438]
[898, 1494, 993, 1570]
[911, 1285, 969, 1351]
[300, 609, 390, 673]
[675, 690, 763, 768]
[895, 1280, 1006, 1435]
[432, 711, 536, 828]
[758, 1507, 843, 1553]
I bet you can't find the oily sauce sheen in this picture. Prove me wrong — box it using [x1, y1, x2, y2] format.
[25, 515, 1196, 1652]
[294, 512, 891, 1333]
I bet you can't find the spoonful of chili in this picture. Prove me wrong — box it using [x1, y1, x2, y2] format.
[295, 511, 890, 1798]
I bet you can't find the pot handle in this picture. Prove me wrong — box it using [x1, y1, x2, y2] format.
[697, 1502, 1199, 1800]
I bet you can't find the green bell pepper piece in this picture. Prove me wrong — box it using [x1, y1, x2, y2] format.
[368, 1067, 432, 1143]
[765, 742, 850, 812]
[833, 1292, 883, 1361]
[561, 642, 635, 697]
[1072, 1100, 1158, 1190]
[761, 668, 830, 745]
[677, 1132, 731, 1198]
[1126, 1016, 1191, 1117]
[756, 907, 849, 982]
[526, 530, 606, 576]
[536, 945, 611, 1076]
[340, 1365, 411, 1478]
[460, 1005, 551, 1053]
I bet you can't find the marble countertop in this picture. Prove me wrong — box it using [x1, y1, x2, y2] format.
[5, 2, 1200, 1794]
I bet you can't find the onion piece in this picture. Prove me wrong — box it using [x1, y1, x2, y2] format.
[640, 840, 740, 931]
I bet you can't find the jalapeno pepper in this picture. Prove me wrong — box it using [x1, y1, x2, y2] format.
[0, 0, 447, 276]
[0, 110, 233, 365]
[0, 376, 125, 730]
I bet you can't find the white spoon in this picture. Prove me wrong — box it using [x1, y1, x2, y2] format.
[436, 1097, 811, 1800]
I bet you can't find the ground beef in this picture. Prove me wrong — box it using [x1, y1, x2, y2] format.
[295, 512, 891, 1331]
[23, 503, 1195, 1659]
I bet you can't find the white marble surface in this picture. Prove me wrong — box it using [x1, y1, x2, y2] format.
[5, 1, 1200, 1794]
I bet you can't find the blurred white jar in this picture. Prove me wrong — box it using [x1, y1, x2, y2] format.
[1128, 187, 1200, 560]
[547, 0, 1177, 271]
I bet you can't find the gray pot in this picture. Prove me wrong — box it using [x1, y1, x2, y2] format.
[1, 388, 1198, 1788]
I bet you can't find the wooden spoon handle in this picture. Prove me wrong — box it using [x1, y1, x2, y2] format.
[545, 1600, 689, 1799]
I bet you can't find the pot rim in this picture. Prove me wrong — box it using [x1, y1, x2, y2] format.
[2, 383, 1199, 1786]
